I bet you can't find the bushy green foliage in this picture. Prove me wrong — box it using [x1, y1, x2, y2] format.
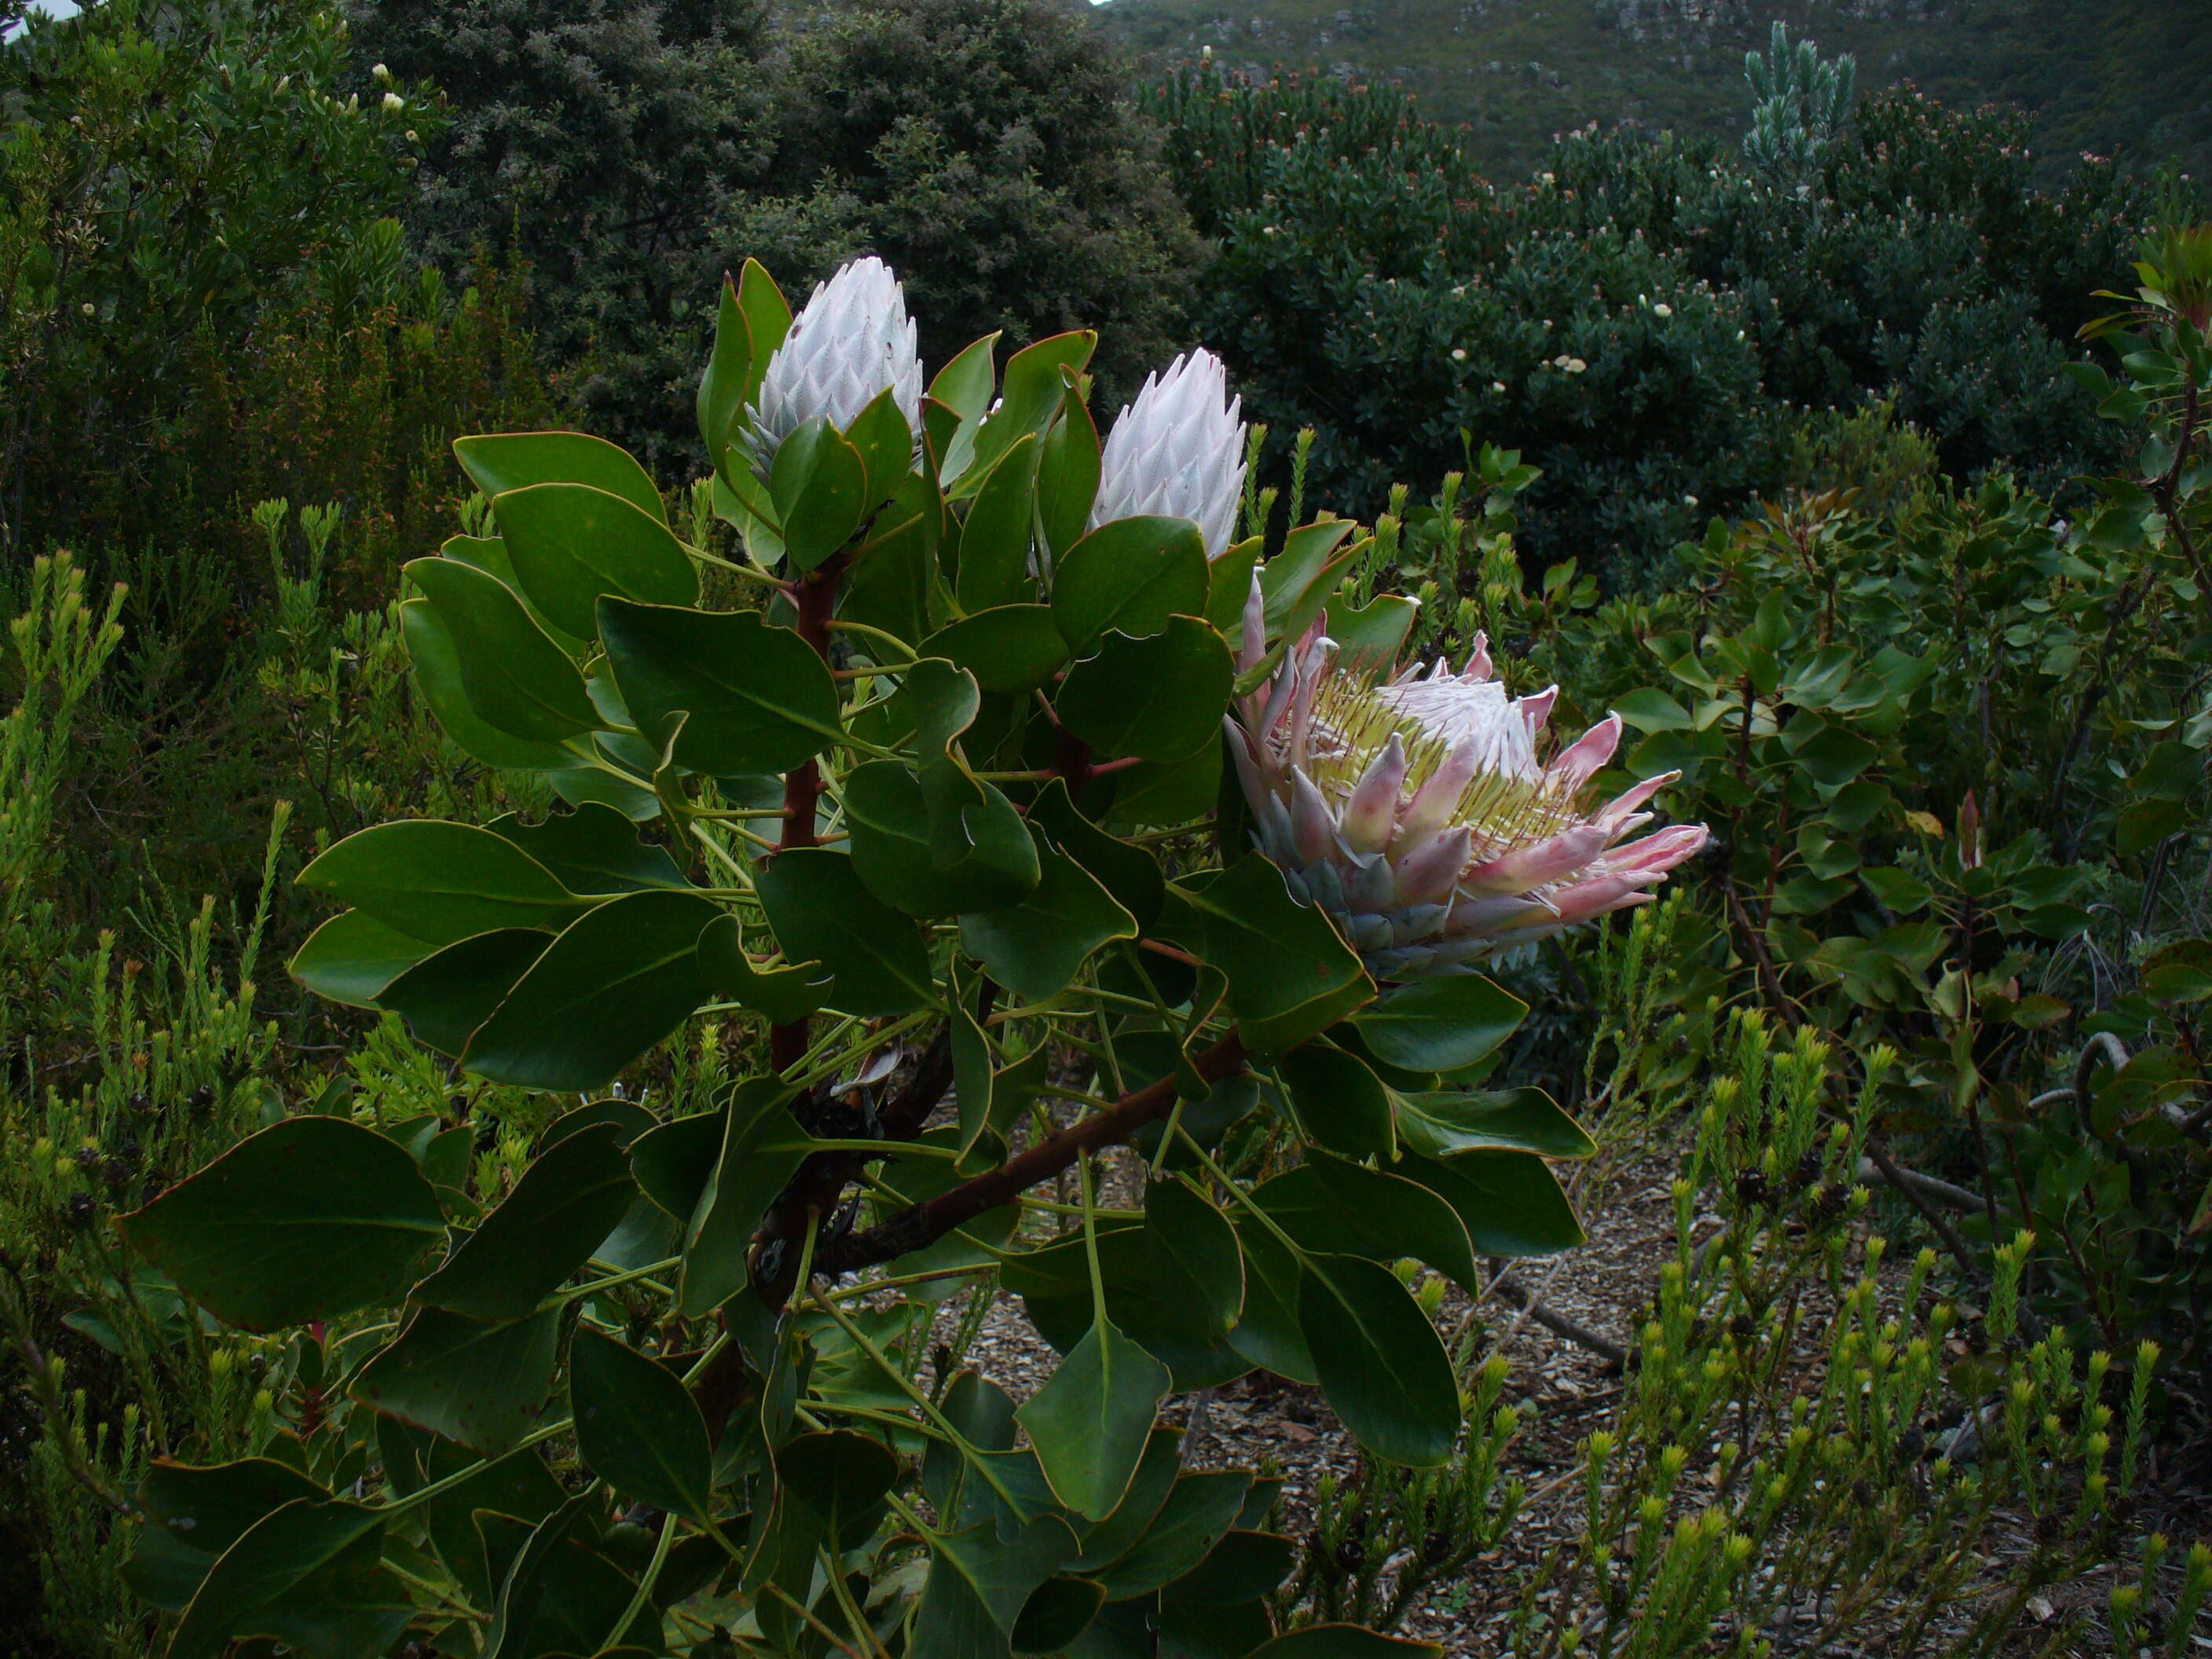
[354, 0, 1203, 464]
[1150, 62, 2183, 572]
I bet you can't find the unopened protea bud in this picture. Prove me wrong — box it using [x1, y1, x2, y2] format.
[1227, 605, 1708, 978]
[1093, 350, 1246, 558]
[746, 256, 923, 473]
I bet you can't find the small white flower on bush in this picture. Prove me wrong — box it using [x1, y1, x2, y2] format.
[746, 256, 923, 471]
[1093, 348, 1247, 559]
[1228, 613, 1708, 978]
[1654, 302, 1674, 317]
[1452, 347, 1469, 362]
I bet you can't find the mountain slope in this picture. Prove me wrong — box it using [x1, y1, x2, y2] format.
[1090, 0, 2212, 181]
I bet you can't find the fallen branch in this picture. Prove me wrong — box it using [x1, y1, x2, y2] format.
[1486, 1269, 1629, 1371]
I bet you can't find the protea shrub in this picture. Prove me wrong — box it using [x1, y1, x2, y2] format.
[1229, 610, 1709, 979]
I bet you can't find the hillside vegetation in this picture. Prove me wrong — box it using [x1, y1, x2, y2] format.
[1093, 0, 2212, 179]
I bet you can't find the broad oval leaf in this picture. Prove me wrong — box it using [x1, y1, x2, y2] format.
[492, 482, 698, 639]
[298, 821, 584, 947]
[456, 430, 667, 524]
[1051, 516, 1210, 651]
[461, 890, 720, 1090]
[118, 1117, 445, 1332]
[569, 1327, 714, 1522]
[405, 557, 601, 741]
[597, 599, 842, 777]
[756, 848, 933, 1017]
[414, 1121, 640, 1321]
[1298, 1253, 1459, 1467]
[1350, 975, 1527, 1074]
[1055, 618, 1235, 763]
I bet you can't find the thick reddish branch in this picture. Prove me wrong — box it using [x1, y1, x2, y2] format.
[767, 555, 845, 1072]
[816, 1031, 1249, 1276]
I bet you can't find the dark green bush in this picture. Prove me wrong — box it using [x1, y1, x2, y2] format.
[1149, 64, 2182, 575]
[356, 0, 1205, 464]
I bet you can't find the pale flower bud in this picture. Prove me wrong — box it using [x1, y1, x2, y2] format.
[1093, 349, 1247, 559]
[746, 256, 923, 474]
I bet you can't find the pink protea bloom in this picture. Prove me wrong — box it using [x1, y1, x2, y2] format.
[1225, 602, 1708, 978]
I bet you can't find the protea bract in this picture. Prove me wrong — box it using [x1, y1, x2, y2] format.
[1093, 349, 1247, 558]
[1227, 608, 1708, 979]
[746, 256, 924, 473]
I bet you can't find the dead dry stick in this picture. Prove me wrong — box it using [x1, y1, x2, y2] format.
[1486, 1265, 1629, 1372]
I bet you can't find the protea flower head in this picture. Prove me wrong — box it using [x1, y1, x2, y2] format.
[1226, 604, 1708, 979]
[746, 257, 924, 473]
[1093, 349, 1247, 559]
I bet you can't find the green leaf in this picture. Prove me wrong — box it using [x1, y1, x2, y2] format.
[378, 928, 549, 1058]
[383, 1434, 567, 1613]
[300, 822, 585, 947]
[1207, 538, 1263, 635]
[846, 385, 917, 508]
[957, 433, 1040, 613]
[484, 803, 690, 895]
[492, 482, 699, 640]
[696, 913, 831, 1023]
[405, 557, 601, 741]
[1087, 1471, 1251, 1600]
[1258, 520, 1357, 639]
[350, 1305, 562, 1456]
[1322, 593, 1420, 664]
[628, 1111, 725, 1225]
[1104, 740, 1225, 830]
[1391, 1088, 1595, 1162]
[932, 333, 1000, 427]
[1016, 1315, 1172, 1522]
[1250, 1628, 1444, 1657]
[924, 606, 1071, 692]
[1056, 619, 1235, 763]
[461, 890, 719, 1090]
[961, 330, 1095, 489]
[117, 1118, 444, 1333]
[698, 273, 754, 467]
[414, 1122, 639, 1321]
[125, 1459, 328, 1613]
[1013, 1576, 1108, 1654]
[1298, 1254, 1459, 1467]
[287, 910, 435, 1009]
[456, 431, 667, 525]
[846, 760, 1042, 917]
[1171, 856, 1374, 1053]
[770, 417, 869, 569]
[1394, 1150, 1584, 1257]
[1350, 976, 1526, 1073]
[1251, 1153, 1480, 1293]
[169, 1500, 407, 1659]
[400, 600, 576, 771]
[1052, 518, 1210, 652]
[756, 848, 934, 1016]
[1037, 382, 1101, 559]
[1276, 1042, 1394, 1160]
[960, 829, 1138, 1000]
[597, 599, 842, 776]
[483, 1492, 657, 1659]
[677, 1080, 811, 1316]
[1224, 1222, 1313, 1384]
[569, 1327, 715, 1521]
[1164, 1530, 1297, 1606]
[1028, 779, 1166, 930]
[913, 1518, 1080, 1659]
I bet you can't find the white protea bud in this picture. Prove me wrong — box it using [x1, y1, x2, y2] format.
[745, 256, 923, 474]
[1093, 349, 1247, 559]
[1227, 598, 1708, 978]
